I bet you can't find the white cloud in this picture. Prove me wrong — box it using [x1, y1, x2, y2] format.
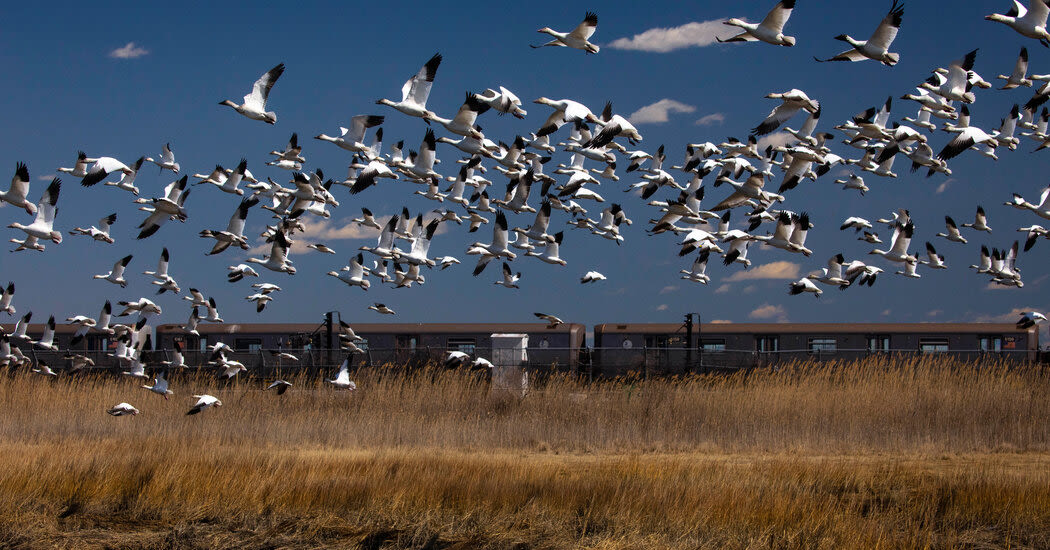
[628, 99, 696, 125]
[695, 113, 726, 127]
[927, 309, 943, 318]
[606, 20, 731, 53]
[881, 309, 892, 316]
[756, 132, 796, 150]
[109, 42, 149, 59]
[935, 178, 954, 194]
[709, 320, 733, 324]
[972, 306, 1044, 323]
[749, 303, 787, 321]
[714, 284, 732, 294]
[36, 174, 55, 181]
[656, 304, 669, 311]
[659, 285, 679, 294]
[725, 261, 800, 282]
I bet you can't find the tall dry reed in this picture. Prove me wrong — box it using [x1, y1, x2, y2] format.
[0, 356, 1047, 548]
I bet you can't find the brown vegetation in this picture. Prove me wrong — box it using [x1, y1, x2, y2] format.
[0, 356, 1048, 548]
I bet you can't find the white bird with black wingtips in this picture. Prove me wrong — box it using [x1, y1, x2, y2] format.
[219, 63, 286, 124]
[93, 255, 133, 288]
[532, 11, 600, 53]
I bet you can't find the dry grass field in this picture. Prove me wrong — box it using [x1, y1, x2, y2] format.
[1, 356, 1049, 549]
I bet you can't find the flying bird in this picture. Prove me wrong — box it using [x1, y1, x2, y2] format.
[815, 0, 904, 66]
[219, 63, 286, 123]
[719, 0, 797, 47]
[532, 12, 600, 54]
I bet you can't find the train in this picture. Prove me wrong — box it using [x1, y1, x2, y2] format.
[2, 316, 1041, 377]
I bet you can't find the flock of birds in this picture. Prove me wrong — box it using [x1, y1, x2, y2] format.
[3, 2, 1050, 417]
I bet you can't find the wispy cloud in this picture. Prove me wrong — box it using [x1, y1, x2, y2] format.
[695, 113, 725, 127]
[709, 319, 733, 324]
[749, 303, 788, 322]
[725, 261, 800, 282]
[36, 174, 56, 181]
[659, 285, 679, 294]
[628, 99, 696, 125]
[714, 284, 732, 294]
[109, 42, 149, 59]
[935, 178, 954, 194]
[656, 304, 669, 311]
[607, 20, 730, 53]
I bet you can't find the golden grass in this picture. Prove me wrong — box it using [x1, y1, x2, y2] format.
[1, 356, 1049, 548]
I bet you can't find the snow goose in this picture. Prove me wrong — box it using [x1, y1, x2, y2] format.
[93, 254, 133, 288]
[107, 403, 139, 416]
[526, 231, 567, 264]
[135, 176, 190, 239]
[307, 243, 336, 254]
[186, 394, 222, 415]
[69, 212, 116, 244]
[9, 312, 31, 342]
[589, 205, 625, 244]
[816, 0, 903, 66]
[986, 0, 1050, 46]
[267, 159, 301, 171]
[894, 259, 922, 279]
[349, 160, 399, 194]
[351, 207, 382, 230]
[680, 251, 711, 284]
[394, 218, 440, 267]
[0, 282, 13, 315]
[920, 242, 948, 269]
[903, 108, 939, 132]
[860, 231, 882, 244]
[1017, 311, 1048, 329]
[315, 114, 384, 153]
[246, 293, 272, 312]
[580, 271, 606, 284]
[751, 89, 820, 136]
[271, 133, 304, 162]
[719, 0, 797, 47]
[327, 357, 357, 389]
[80, 157, 133, 187]
[33, 360, 58, 376]
[1020, 224, 1050, 250]
[328, 253, 371, 290]
[534, 98, 602, 137]
[8, 177, 62, 245]
[788, 277, 823, 297]
[32, 315, 58, 351]
[937, 126, 999, 161]
[182, 308, 200, 336]
[377, 53, 442, 119]
[494, 262, 522, 289]
[513, 199, 555, 243]
[368, 303, 395, 315]
[936, 216, 968, 244]
[143, 371, 173, 399]
[834, 174, 870, 195]
[532, 12, 600, 53]
[143, 247, 173, 281]
[961, 206, 993, 232]
[534, 313, 564, 328]
[219, 63, 285, 124]
[57, 151, 96, 178]
[413, 176, 447, 203]
[66, 314, 97, 347]
[228, 264, 261, 283]
[360, 216, 399, 259]
[146, 143, 180, 174]
[183, 288, 207, 307]
[1000, 47, 1034, 89]
[841, 216, 873, 232]
[468, 211, 516, 275]
[721, 231, 753, 268]
[583, 102, 642, 148]
[425, 93, 488, 138]
[436, 256, 460, 270]
[475, 86, 527, 118]
[869, 222, 916, 263]
[252, 282, 282, 294]
[258, 380, 292, 397]
[0, 162, 35, 215]
[807, 254, 851, 288]
[921, 50, 979, 104]
[245, 230, 296, 275]
[202, 159, 248, 196]
[711, 173, 784, 211]
[200, 197, 257, 255]
[202, 297, 223, 323]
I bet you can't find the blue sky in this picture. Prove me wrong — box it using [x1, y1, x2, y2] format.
[1, 1, 1048, 333]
